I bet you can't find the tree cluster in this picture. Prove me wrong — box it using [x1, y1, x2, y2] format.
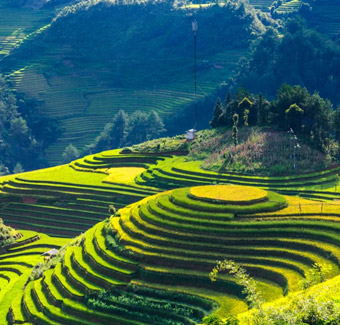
[0, 76, 61, 174]
[234, 17, 340, 105]
[87, 109, 165, 154]
[0, 218, 16, 248]
[210, 84, 340, 156]
[31, 0, 267, 90]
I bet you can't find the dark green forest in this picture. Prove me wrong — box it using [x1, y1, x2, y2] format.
[234, 17, 340, 105]
[0, 76, 60, 174]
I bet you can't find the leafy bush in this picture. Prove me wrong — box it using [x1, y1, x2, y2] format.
[202, 314, 225, 325]
[299, 263, 332, 290]
[247, 294, 340, 325]
[210, 260, 263, 309]
[0, 218, 16, 248]
[211, 260, 339, 325]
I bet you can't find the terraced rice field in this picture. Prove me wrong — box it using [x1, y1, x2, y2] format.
[0, 230, 69, 324]
[1, 149, 340, 323]
[0, 2, 53, 58]
[275, 0, 302, 13]
[307, 0, 340, 36]
[3, 212, 218, 324]
[248, 0, 274, 11]
[136, 156, 340, 197]
[4, 41, 246, 165]
[7, 65, 222, 165]
[0, 150, 164, 237]
[2, 149, 338, 238]
[7, 181, 340, 324]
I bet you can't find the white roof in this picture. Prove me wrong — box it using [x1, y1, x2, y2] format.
[186, 129, 197, 132]
[42, 248, 59, 256]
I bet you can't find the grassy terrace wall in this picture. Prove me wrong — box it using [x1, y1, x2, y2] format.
[10, 183, 340, 324]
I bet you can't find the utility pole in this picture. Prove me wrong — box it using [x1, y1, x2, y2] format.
[288, 128, 294, 161]
[293, 136, 296, 169]
[192, 20, 198, 129]
[293, 135, 300, 170]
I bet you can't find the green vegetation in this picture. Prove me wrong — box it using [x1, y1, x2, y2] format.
[0, 229, 69, 324]
[5, 181, 340, 324]
[0, 0, 265, 165]
[214, 260, 340, 324]
[1, 139, 340, 323]
[0, 218, 18, 247]
[0, 150, 161, 236]
[235, 18, 340, 105]
[87, 109, 166, 155]
[202, 83, 340, 175]
[0, 76, 61, 173]
[1, 1, 340, 323]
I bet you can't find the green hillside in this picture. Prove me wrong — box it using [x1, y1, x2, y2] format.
[0, 229, 69, 324]
[0, 0, 338, 167]
[305, 0, 340, 36]
[0, 1, 54, 58]
[2, 1, 340, 323]
[0, 0, 267, 165]
[0, 142, 340, 323]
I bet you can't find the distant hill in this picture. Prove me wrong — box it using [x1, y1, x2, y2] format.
[1, 0, 339, 167]
[0, 0, 267, 165]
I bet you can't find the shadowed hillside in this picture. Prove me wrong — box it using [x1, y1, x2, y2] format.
[0, 0, 269, 165]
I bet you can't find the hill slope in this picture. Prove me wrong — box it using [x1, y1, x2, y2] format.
[1, 141, 340, 323]
[0, 0, 267, 165]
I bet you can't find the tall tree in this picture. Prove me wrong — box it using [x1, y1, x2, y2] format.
[125, 111, 149, 145]
[238, 97, 253, 126]
[146, 110, 166, 140]
[285, 103, 304, 131]
[232, 113, 239, 147]
[111, 110, 128, 148]
[62, 144, 79, 163]
[210, 98, 224, 128]
[254, 93, 268, 125]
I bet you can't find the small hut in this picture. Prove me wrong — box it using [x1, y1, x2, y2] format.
[186, 129, 196, 141]
[42, 248, 59, 262]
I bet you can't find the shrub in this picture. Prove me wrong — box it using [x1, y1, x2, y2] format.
[0, 218, 17, 248]
[202, 314, 224, 325]
[210, 260, 263, 309]
[299, 263, 332, 290]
